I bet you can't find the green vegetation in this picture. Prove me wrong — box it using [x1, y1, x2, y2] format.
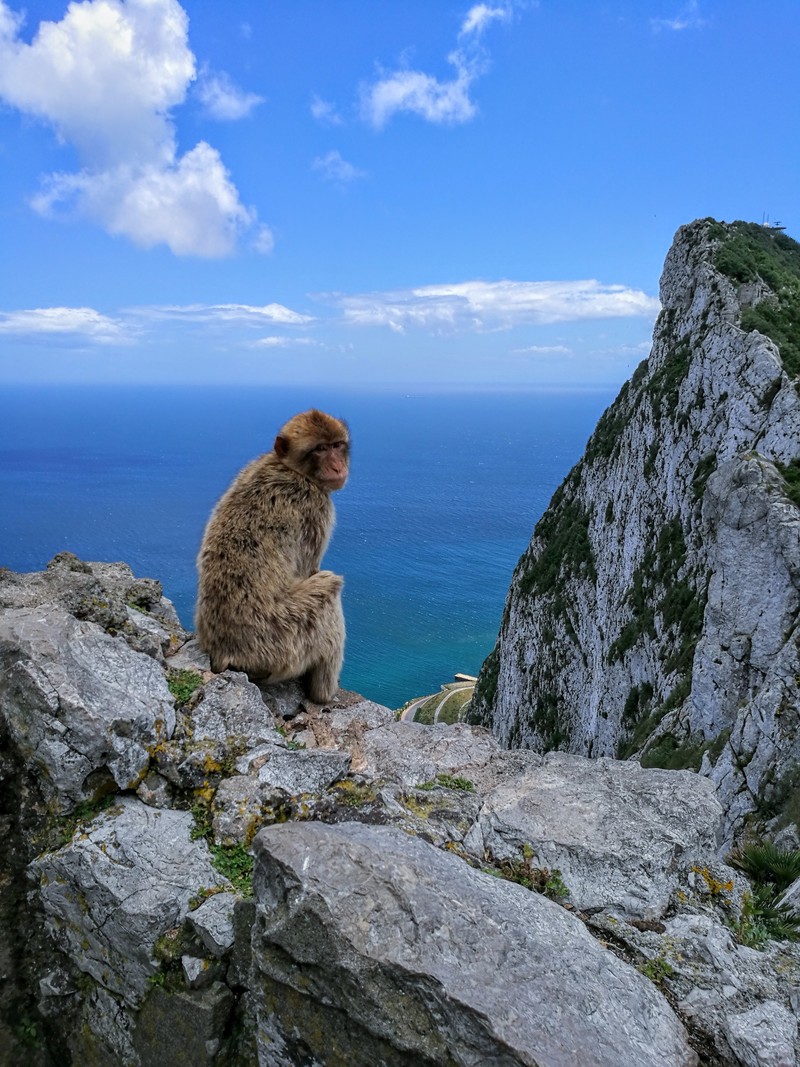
[609, 519, 702, 678]
[331, 779, 378, 807]
[210, 843, 254, 896]
[728, 842, 800, 948]
[417, 773, 475, 792]
[714, 221, 800, 377]
[189, 801, 254, 895]
[645, 335, 693, 423]
[776, 458, 800, 508]
[167, 668, 204, 704]
[471, 647, 500, 713]
[518, 499, 596, 599]
[637, 954, 675, 985]
[487, 845, 570, 903]
[414, 687, 473, 725]
[692, 453, 718, 502]
[639, 732, 707, 771]
[584, 386, 629, 463]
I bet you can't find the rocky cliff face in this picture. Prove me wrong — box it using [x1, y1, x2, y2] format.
[468, 219, 800, 849]
[4, 555, 800, 1065]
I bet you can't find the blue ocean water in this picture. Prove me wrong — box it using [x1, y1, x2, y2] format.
[0, 385, 614, 708]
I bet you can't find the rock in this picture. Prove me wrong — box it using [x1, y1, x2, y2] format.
[181, 954, 224, 990]
[190, 672, 284, 749]
[133, 981, 234, 1067]
[724, 1001, 797, 1067]
[0, 605, 175, 810]
[256, 748, 350, 794]
[467, 218, 800, 849]
[361, 720, 504, 788]
[136, 771, 173, 808]
[187, 893, 237, 957]
[250, 820, 697, 1066]
[470, 752, 723, 916]
[29, 797, 227, 1005]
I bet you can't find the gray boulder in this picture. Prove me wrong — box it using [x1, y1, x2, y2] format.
[250, 820, 697, 1067]
[468, 751, 723, 917]
[29, 797, 226, 1005]
[0, 605, 175, 809]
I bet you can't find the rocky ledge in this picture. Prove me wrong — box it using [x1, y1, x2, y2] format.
[1, 554, 799, 1065]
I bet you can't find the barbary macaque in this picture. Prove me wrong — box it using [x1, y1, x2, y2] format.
[195, 409, 349, 703]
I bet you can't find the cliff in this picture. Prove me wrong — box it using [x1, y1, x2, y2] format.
[468, 219, 800, 850]
[3, 554, 800, 1064]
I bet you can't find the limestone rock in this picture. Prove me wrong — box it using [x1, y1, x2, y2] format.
[468, 218, 800, 848]
[190, 671, 284, 749]
[725, 1001, 798, 1067]
[470, 751, 723, 917]
[250, 820, 697, 1066]
[0, 605, 175, 810]
[187, 893, 237, 957]
[29, 797, 226, 1005]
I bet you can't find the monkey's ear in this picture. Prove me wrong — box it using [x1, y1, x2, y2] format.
[274, 435, 289, 458]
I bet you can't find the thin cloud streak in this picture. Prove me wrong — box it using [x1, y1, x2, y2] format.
[0, 307, 130, 344]
[329, 280, 661, 333]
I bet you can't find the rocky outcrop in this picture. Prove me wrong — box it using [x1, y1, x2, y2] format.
[468, 220, 800, 850]
[3, 556, 800, 1064]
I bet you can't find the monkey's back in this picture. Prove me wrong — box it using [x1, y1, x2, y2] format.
[195, 453, 335, 670]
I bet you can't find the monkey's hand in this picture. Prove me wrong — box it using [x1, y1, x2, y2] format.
[298, 570, 344, 600]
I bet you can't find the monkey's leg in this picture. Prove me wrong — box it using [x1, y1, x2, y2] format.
[305, 594, 345, 704]
[283, 572, 345, 703]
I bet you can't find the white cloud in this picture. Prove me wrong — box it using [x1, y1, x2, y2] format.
[361, 61, 476, 128]
[32, 142, 256, 257]
[651, 1, 706, 31]
[198, 69, 263, 121]
[310, 94, 343, 125]
[360, 1, 517, 128]
[250, 336, 320, 348]
[0, 0, 265, 256]
[512, 344, 572, 355]
[460, 4, 512, 37]
[312, 150, 366, 184]
[137, 302, 314, 326]
[0, 306, 130, 344]
[330, 280, 661, 332]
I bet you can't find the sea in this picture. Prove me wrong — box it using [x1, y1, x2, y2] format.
[0, 385, 615, 708]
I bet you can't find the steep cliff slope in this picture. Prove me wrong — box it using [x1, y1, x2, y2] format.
[468, 219, 800, 845]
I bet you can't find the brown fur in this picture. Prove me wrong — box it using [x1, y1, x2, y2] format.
[195, 409, 349, 703]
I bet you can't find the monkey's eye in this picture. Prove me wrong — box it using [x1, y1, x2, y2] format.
[313, 444, 328, 454]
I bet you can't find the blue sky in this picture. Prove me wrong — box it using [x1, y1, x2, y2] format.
[0, 0, 796, 388]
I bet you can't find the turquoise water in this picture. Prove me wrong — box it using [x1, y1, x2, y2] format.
[0, 385, 614, 707]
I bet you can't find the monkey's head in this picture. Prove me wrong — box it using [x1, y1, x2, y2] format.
[274, 409, 350, 492]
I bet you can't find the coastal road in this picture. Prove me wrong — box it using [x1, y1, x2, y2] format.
[400, 684, 474, 723]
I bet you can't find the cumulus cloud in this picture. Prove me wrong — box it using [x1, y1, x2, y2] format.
[0, 0, 265, 256]
[198, 69, 263, 120]
[360, 1, 516, 128]
[312, 150, 366, 185]
[330, 280, 660, 333]
[0, 306, 130, 344]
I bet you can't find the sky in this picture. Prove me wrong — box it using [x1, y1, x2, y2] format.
[0, 0, 797, 388]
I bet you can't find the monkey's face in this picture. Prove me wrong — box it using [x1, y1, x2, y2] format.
[274, 409, 350, 492]
[309, 440, 349, 491]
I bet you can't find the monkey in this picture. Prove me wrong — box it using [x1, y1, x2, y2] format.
[195, 409, 349, 704]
